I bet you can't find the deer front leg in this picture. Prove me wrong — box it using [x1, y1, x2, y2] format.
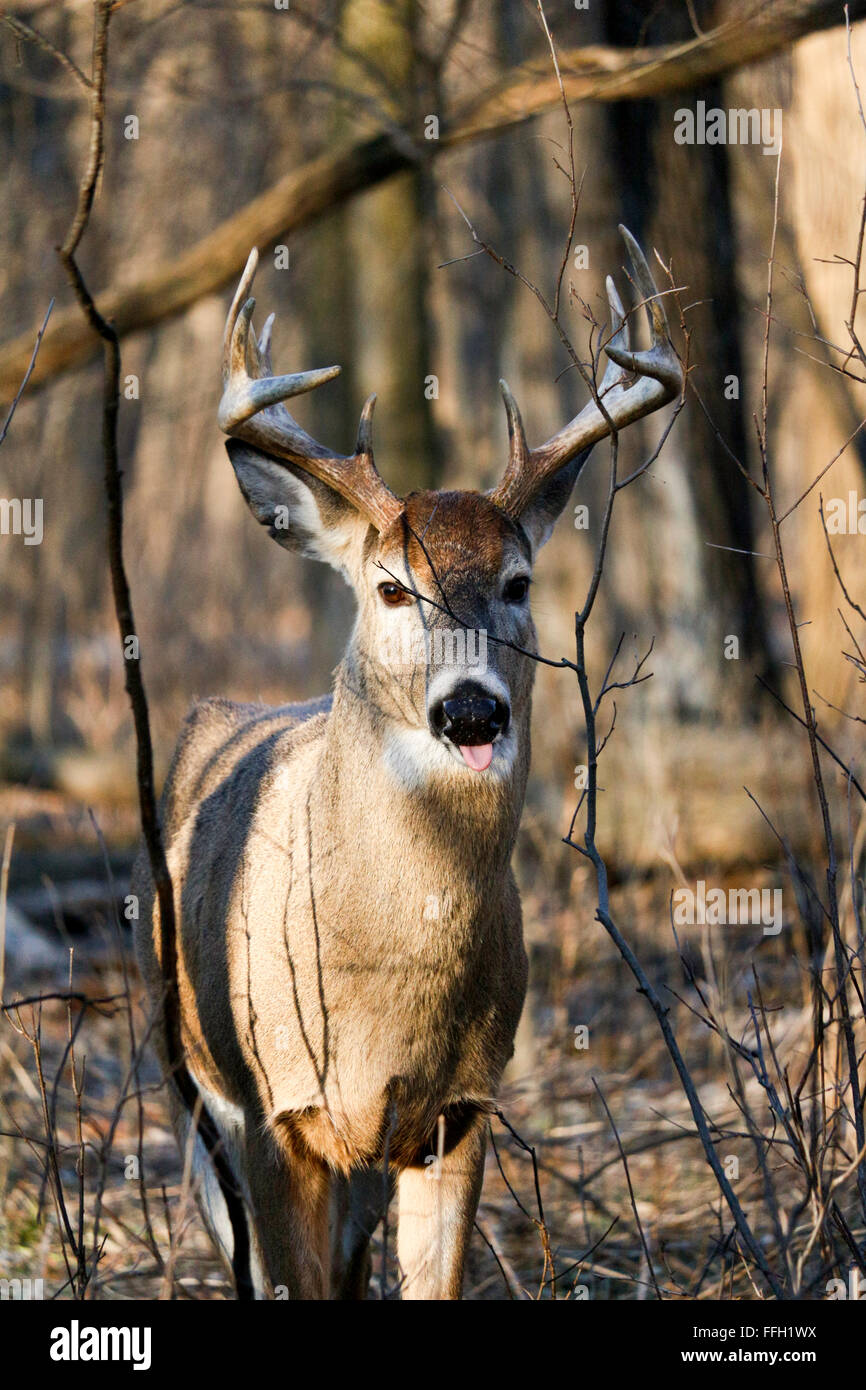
[396, 1116, 486, 1300]
[243, 1118, 331, 1299]
[331, 1166, 393, 1300]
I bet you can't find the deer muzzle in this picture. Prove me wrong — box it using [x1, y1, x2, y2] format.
[429, 681, 510, 772]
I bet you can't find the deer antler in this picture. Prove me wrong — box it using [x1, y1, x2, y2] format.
[491, 226, 683, 519]
[219, 249, 403, 532]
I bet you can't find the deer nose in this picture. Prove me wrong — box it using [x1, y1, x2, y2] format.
[430, 681, 510, 746]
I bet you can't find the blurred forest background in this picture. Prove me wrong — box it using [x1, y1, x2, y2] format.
[0, 0, 865, 1299]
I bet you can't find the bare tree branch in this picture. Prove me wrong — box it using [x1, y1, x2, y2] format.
[54, 0, 254, 1300]
[1, 0, 862, 401]
[0, 298, 52, 446]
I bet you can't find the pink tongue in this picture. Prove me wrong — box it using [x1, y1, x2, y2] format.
[460, 743, 493, 772]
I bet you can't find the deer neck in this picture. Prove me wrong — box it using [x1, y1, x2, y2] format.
[313, 656, 530, 896]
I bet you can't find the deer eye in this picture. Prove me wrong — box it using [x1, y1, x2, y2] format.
[503, 575, 530, 604]
[378, 581, 412, 608]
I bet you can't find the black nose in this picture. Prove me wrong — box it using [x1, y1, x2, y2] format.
[430, 681, 510, 746]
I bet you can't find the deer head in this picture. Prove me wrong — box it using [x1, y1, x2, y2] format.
[219, 228, 681, 782]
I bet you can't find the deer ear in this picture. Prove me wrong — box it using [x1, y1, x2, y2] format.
[227, 440, 371, 576]
[514, 447, 592, 552]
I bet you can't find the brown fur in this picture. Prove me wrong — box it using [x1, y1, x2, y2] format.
[137, 232, 680, 1298]
[133, 476, 563, 1300]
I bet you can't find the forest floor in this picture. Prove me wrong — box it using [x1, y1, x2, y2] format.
[0, 760, 859, 1302]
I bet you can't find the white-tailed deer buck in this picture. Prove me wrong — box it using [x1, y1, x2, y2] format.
[133, 226, 681, 1299]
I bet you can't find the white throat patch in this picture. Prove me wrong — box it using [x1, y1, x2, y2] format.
[382, 724, 517, 792]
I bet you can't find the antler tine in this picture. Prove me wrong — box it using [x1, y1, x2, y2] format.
[257, 313, 275, 376]
[499, 379, 530, 475]
[220, 292, 340, 432]
[599, 274, 627, 393]
[618, 224, 668, 342]
[603, 225, 680, 391]
[222, 247, 258, 383]
[490, 226, 682, 520]
[218, 249, 402, 532]
[355, 393, 377, 458]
